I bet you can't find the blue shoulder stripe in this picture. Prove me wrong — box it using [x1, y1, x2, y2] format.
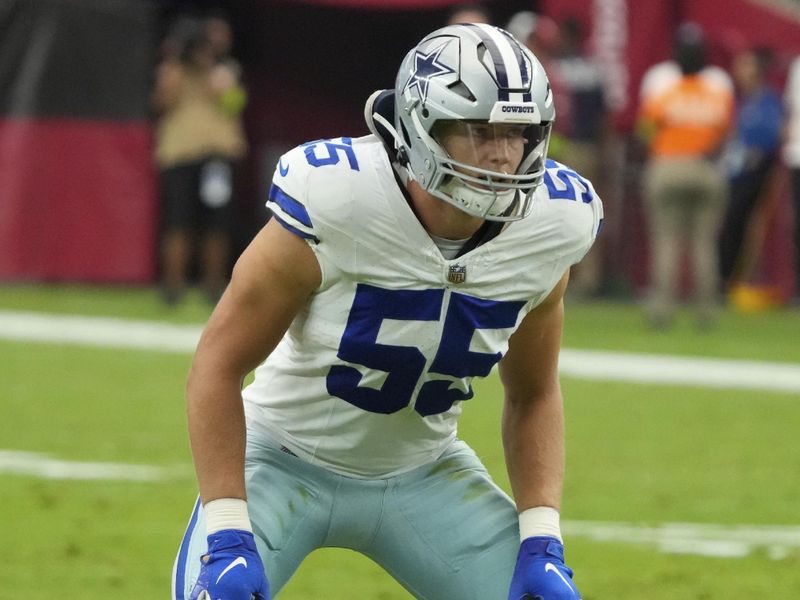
[268, 183, 313, 228]
[272, 214, 320, 244]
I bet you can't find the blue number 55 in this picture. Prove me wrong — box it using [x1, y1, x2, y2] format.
[302, 137, 360, 171]
[326, 284, 524, 416]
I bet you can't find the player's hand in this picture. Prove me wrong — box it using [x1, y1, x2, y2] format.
[508, 536, 581, 600]
[189, 529, 270, 600]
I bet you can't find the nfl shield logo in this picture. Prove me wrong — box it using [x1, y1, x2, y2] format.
[447, 264, 467, 284]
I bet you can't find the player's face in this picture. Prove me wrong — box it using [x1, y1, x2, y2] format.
[436, 121, 527, 186]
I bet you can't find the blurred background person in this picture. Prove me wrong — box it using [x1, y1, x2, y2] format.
[152, 15, 247, 305]
[718, 47, 783, 293]
[785, 54, 800, 304]
[445, 2, 491, 26]
[506, 11, 569, 157]
[507, 12, 611, 299]
[550, 16, 611, 299]
[206, 10, 248, 119]
[637, 22, 734, 329]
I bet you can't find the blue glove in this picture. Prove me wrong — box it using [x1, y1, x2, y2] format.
[189, 529, 270, 600]
[508, 536, 581, 600]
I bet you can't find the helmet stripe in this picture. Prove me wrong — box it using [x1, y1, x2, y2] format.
[469, 23, 531, 102]
[466, 24, 510, 99]
[498, 28, 531, 87]
[499, 28, 533, 102]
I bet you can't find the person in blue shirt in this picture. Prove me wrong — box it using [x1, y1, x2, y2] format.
[719, 46, 784, 289]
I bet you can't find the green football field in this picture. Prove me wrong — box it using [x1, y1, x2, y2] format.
[2, 284, 799, 599]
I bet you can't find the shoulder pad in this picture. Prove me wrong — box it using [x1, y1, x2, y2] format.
[542, 159, 604, 239]
[266, 137, 367, 244]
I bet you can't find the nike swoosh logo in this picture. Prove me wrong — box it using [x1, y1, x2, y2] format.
[216, 556, 247, 585]
[545, 562, 574, 591]
[278, 160, 289, 177]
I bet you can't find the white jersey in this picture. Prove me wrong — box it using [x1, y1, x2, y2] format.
[242, 135, 603, 478]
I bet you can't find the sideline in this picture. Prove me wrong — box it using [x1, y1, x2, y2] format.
[2, 309, 800, 392]
[2, 449, 797, 560]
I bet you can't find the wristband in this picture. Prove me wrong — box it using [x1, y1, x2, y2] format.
[204, 498, 252, 534]
[518, 506, 562, 543]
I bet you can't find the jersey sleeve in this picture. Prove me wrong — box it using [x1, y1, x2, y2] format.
[266, 145, 320, 244]
[542, 159, 604, 265]
[265, 138, 373, 287]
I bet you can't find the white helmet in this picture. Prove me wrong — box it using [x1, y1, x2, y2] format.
[368, 23, 554, 221]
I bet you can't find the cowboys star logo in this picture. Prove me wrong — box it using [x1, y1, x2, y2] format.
[403, 40, 456, 104]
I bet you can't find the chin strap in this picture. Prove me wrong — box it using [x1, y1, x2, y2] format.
[364, 90, 411, 173]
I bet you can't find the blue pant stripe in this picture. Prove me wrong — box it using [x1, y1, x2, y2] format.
[174, 496, 201, 600]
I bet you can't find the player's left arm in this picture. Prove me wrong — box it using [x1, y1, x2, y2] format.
[500, 270, 568, 514]
[499, 270, 581, 600]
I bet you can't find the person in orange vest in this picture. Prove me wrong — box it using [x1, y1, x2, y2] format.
[637, 22, 734, 329]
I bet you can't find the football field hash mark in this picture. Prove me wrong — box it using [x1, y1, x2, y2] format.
[2, 309, 799, 393]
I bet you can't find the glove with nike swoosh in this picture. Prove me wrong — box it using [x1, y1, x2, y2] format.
[189, 529, 270, 600]
[508, 536, 581, 600]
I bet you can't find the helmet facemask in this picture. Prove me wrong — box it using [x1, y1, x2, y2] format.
[427, 119, 552, 221]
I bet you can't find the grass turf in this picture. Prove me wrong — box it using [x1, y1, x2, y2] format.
[2, 285, 799, 598]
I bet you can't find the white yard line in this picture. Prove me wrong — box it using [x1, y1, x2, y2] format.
[0, 450, 191, 481]
[559, 349, 800, 393]
[0, 310, 202, 353]
[2, 309, 800, 392]
[2, 448, 797, 560]
[563, 520, 800, 560]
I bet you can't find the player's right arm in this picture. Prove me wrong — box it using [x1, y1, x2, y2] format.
[187, 217, 321, 505]
[185, 218, 320, 600]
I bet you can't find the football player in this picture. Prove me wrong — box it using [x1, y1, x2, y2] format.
[173, 23, 602, 600]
